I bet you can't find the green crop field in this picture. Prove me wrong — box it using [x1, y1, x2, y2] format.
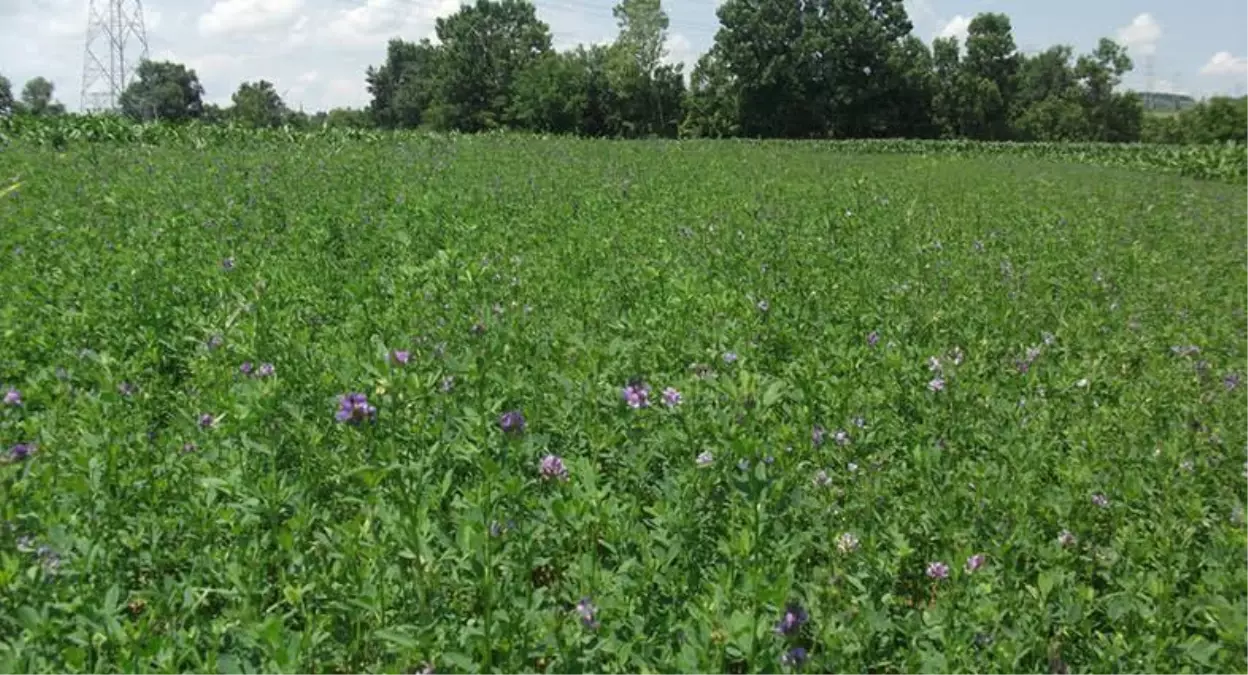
[1, 132, 1246, 673]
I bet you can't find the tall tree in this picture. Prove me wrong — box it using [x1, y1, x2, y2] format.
[681, 46, 740, 137]
[1073, 38, 1140, 141]
[431, 0, 552, 131]
[961, 12, 1020, 139]
[229, 80, 287, 128]
[712, 0, 812, 137]
[606, 0, 684, 136]
[0, 75, 13, 115]
[366, 38, 441, 129]
[20, 77, 66, 116]
[119, 60, 205, 122]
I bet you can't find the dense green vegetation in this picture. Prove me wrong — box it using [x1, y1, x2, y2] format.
[4, 0, 1245, 147]
[0, 130, 1245, 673]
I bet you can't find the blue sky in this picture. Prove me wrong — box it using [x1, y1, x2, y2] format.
[1, 0, 1245, 112]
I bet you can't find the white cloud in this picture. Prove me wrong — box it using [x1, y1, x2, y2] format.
[1200, 51, 1248, 76]
[1117, 13, 1161, 57]
[665, 32, 696, 68]
[937, 15, 970, 43]
[198, 0, 304, 37]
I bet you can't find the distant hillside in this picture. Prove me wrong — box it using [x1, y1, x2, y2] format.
[1136, 91, 1198, 112]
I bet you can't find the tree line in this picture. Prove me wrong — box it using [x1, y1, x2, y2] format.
[1, 0, 1244, 145]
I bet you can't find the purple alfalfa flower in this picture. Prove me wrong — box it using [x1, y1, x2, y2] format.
[852, 415, 866, 429]
[723, 351, 738, 364]
[3, 388, 21, 406]
[207, 334, 224, 350]
[757, 299, 770, 313]
[833, 429, 850, 446]
[1225, 373, 1241, 391]
[837, 532, 860, 554]
[866, 330, 880, 347]
[812, 469, 831, 487]
[781, 647, 808, 668]
[662, 387, 682, 407]
[239, 361, 254, 376]
[965, 553, 986, 573]
[811, 425, 826, 447]
[470, 321, 487, 336]
[539, 454, 568, 481]
[774, 602, 808, 636]
[926, 561, 950, 580]
[1091, 492, 1109, 508]
[696, 450, 714, 468]
[256, 363, 275, 378]
[222, 257, 235, 270]
[1057, 529, 1077, 548]
[576, 597, 600, 630]
[928, 378, 945, 393]
[927, 356, 942, 372]
[499, 410, 525, 434]
[118, 381, 135, 397]
[198, 413, 216, 429]
[389, 350, 410, 366]
[181, 442, 198, 454]
[8, 443, 33, 461]
[334, 393, 377, 425]
[622, 381, 651, 409]
[440, 375, 455, 393]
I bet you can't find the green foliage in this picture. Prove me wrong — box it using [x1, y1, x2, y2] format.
[1141, 97, 1248, 146]
[228, 80, 288, 129]
[0, 132, 1244, 673]
[15, 77, 66, 117]
[0, 75, 16, 116]
[119, 60, 206, 123]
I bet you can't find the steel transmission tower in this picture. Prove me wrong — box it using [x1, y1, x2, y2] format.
[79, 0, 149, 113]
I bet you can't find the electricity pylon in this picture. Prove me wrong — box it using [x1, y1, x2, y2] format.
[79, 0, 149, 112]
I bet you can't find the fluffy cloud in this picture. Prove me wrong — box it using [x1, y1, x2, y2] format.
[1200, 51, 1248, 76]
[1117, 13, 1161, 57]
[198, 0, 304, 37]
[937, 15, 970, 43]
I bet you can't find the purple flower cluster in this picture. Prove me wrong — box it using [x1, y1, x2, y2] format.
[576, 597, 599, 630]
[622, 382, 651, 408]
[965, 553, 986, 573]
[335, 393, 377, 424]
[3, 388, 21, 406]
[8, 443, 34, 461]
[539, 454, 568, 481]
[240, 362, 276, 378]
[622, 381, 683, 409]
[926, 561, 950, 580]
[774, 602, 808, 636]
[389, 350, 410, 366]
[499, 410, 525, 434]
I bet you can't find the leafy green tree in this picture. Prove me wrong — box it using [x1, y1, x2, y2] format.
[680, 46, 739, 138]
[1073, 38, 1140, 141]
[605, 0, 683, 137]
[0, 75, 13, 115]
[366, 38, 441, 129]
[961, 13, 1020, 139]
[711, 0, 815, 137]
[119, 60, 205, 122]
[19, 77, 66, 116]
[430, 0, 552, 131]
[229, 80, 287, 128]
